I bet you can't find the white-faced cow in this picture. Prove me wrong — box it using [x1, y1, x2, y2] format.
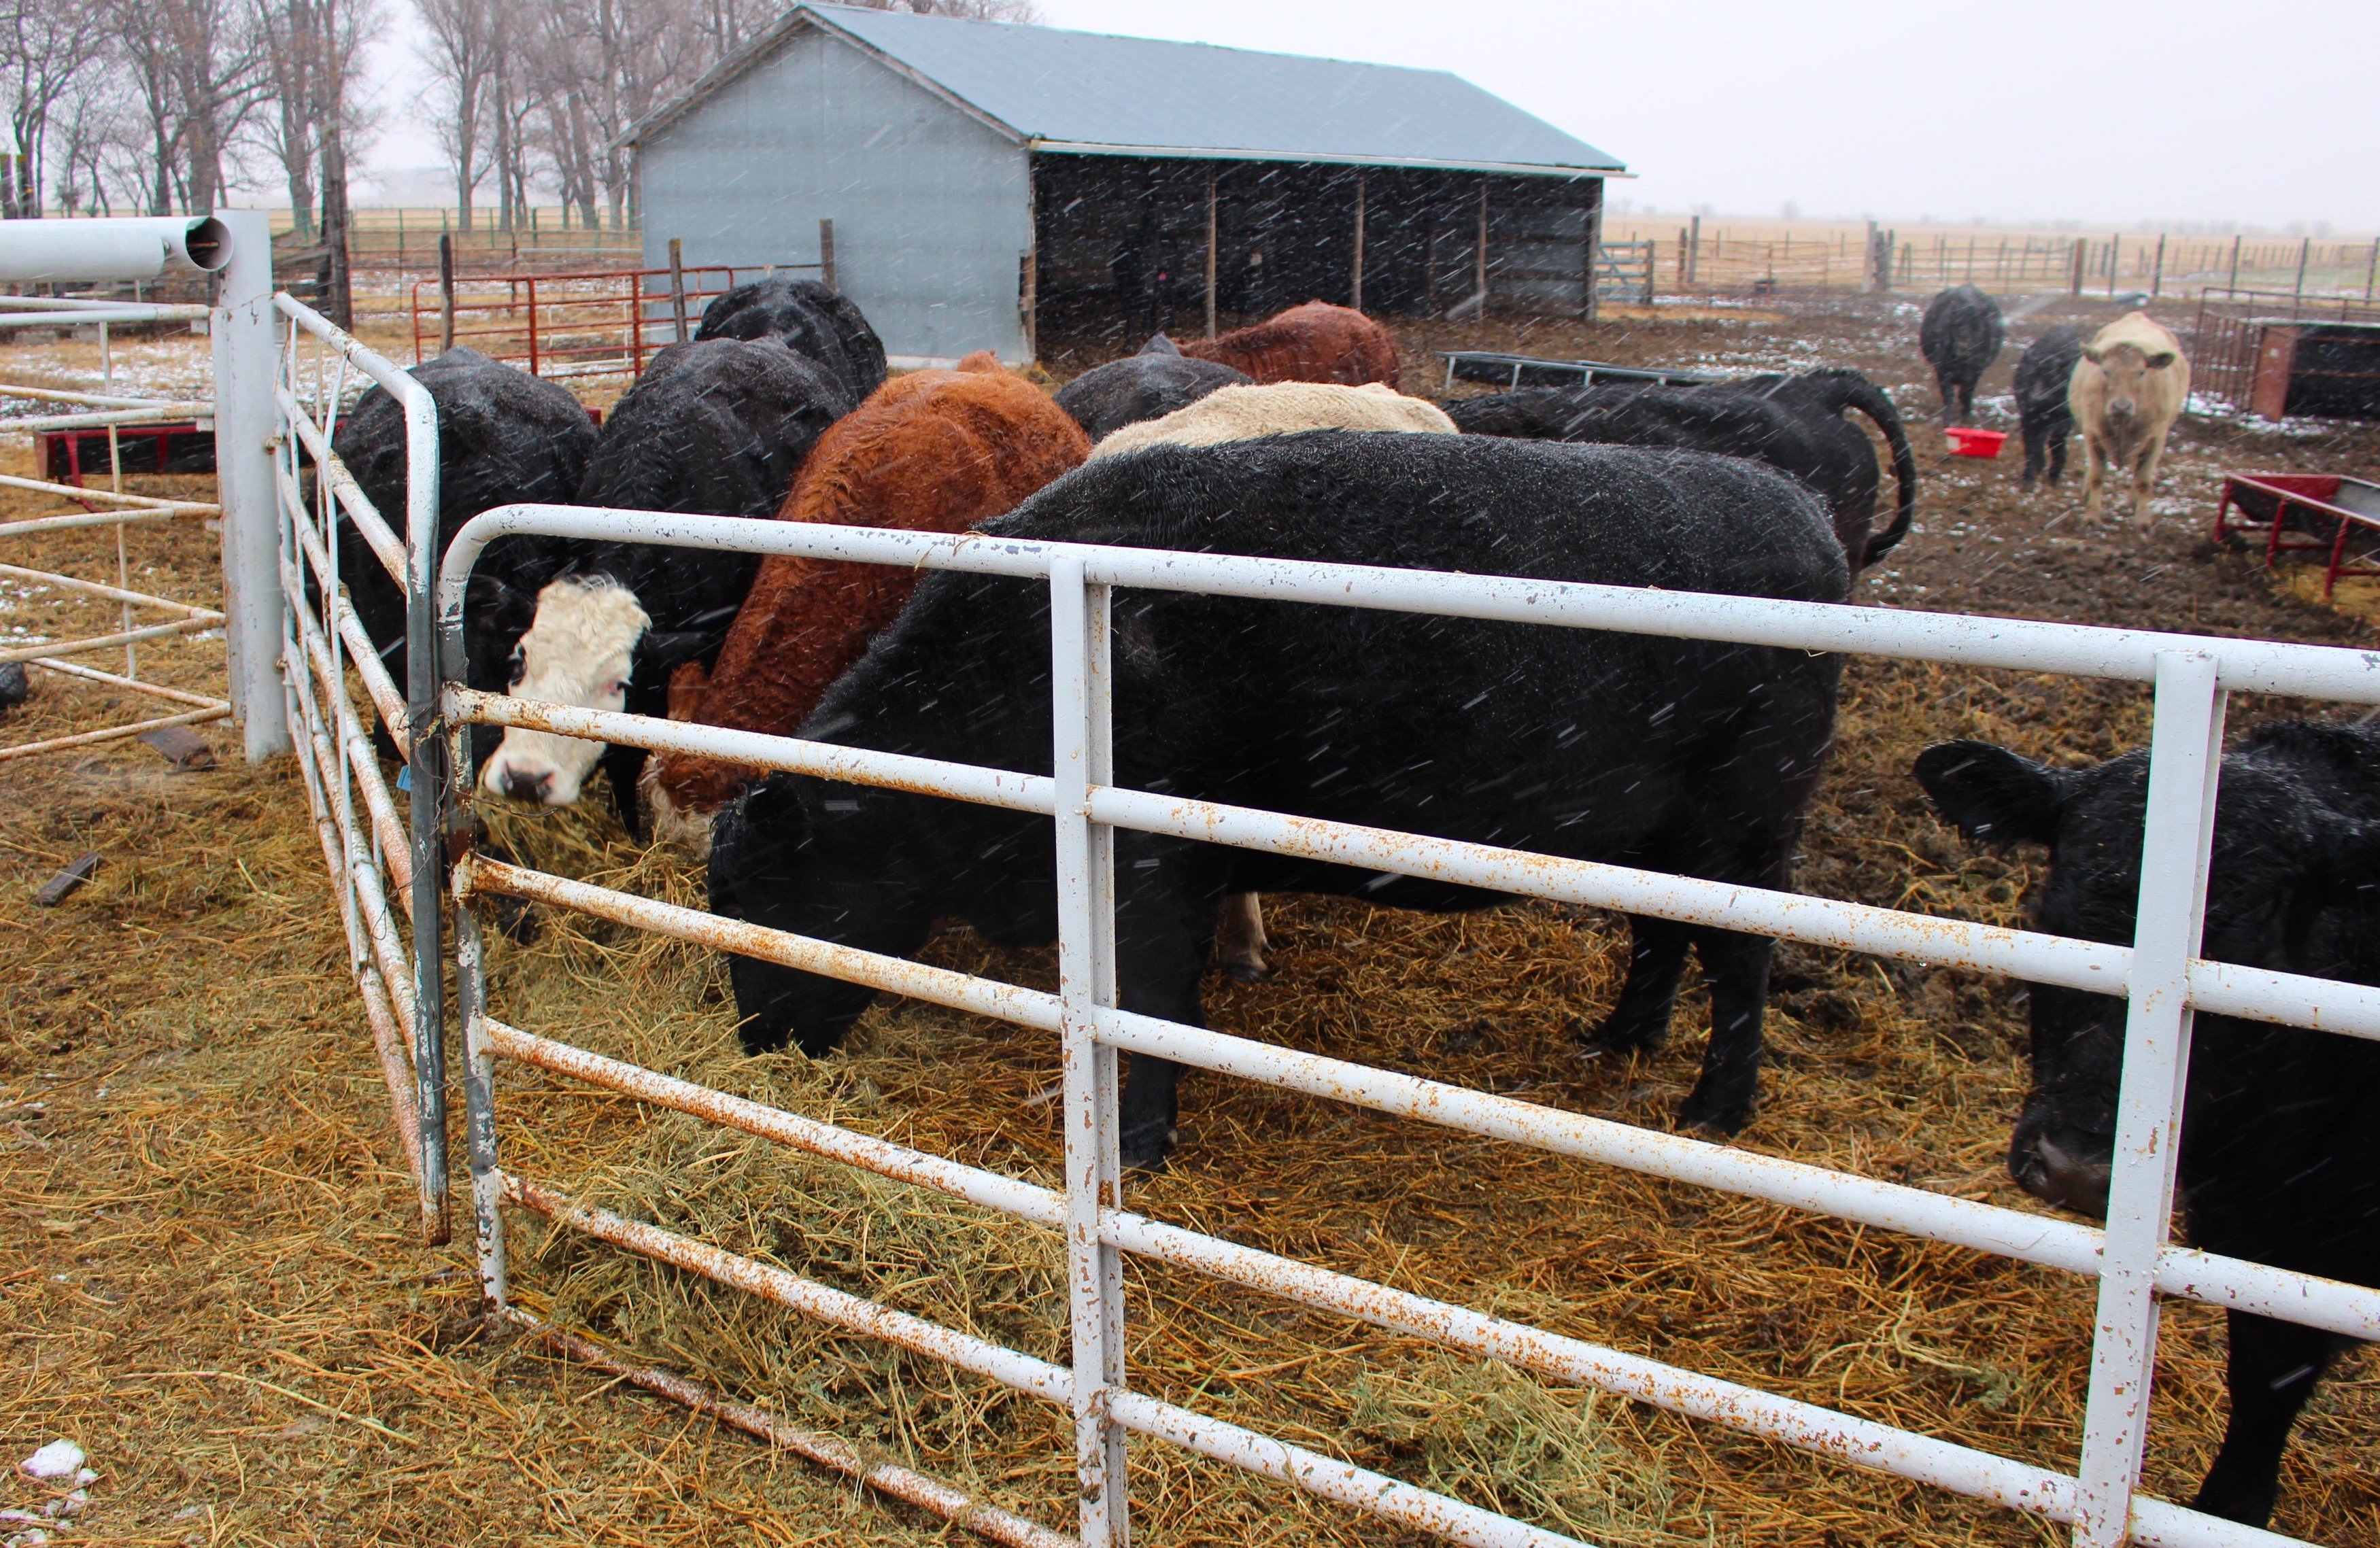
[479, 337, 852, 828]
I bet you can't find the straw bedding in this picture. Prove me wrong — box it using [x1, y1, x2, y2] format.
[5, 308, 2378, 1545]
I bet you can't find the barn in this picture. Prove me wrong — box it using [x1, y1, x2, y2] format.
[618, 3, 1627, 365]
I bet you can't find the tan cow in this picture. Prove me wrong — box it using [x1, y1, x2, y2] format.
[2069, 312, 2190, 525]
[1092, 377, 1459, 980]
[1087, 380, 1455, 460]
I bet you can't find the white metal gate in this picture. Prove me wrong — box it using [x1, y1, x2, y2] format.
[263, 294, 2380, 1547]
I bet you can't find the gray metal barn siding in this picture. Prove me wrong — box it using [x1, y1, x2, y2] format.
[629, 4, 1625, 361]
[637, 27, 1032, 364]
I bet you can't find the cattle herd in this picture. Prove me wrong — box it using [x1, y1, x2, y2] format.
[323, 279, 2365, 1530]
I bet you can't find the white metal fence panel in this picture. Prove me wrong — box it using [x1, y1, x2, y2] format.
[382, 496, 2380, 1548]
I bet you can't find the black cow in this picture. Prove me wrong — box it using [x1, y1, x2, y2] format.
[331, 347, 596, 755]
[2012, 324, 2084, 489]
[1916, 722, 2380, 1529]
[1446, 368, 1918, 569]
[695, 277, 887, 403]
[478, 337, 853, 829]
[1053, 333, 1253, 443]
[1920, 283, 2005, 425]
[711, 432, 1850, 1169]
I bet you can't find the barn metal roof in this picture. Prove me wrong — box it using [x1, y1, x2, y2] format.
[622, 3, 1626, 179]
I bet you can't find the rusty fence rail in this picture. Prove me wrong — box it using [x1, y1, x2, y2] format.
[407, 262, 823, 379]
[391, 496, 2380, 1548]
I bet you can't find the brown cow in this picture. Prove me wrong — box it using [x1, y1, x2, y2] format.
[2070, 311, 2190, 526]
[648, 352, 1090, 845]
[1178, 300, 1400, 390]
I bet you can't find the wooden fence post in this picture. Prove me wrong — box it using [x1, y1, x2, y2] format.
[819, 218, 836, 292]
[668, 237, 688, 343]
[2150, 233, 2166, 298]
[438, 233, 456, 354]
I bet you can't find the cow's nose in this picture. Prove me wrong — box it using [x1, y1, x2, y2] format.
[500, 766, 554, 803]
[2015, 1134, 2113, 1219]
[2108, 397, 2137, 419]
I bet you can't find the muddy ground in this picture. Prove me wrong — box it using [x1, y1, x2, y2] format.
[3, 294, 2376, 1546]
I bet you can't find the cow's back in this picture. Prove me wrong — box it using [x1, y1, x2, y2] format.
[815, 433, 1848, 864]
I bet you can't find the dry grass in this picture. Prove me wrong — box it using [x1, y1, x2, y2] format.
[3, 320, 2375, 1546]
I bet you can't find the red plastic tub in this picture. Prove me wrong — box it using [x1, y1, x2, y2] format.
[1945, 426, 2007, 459]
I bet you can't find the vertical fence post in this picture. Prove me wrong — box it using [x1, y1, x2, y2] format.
[2226, 234, 2241, 294]
[1689, 212, 1701, 288]
[210, 207, 288, 761]
[1050, 553, 1129, 1547]
[524, 276, 539, 376]
[2071, 649, 2224, 1548]
[438, 233, 456, 355]
[402, 369, 450, 1246]
[2292, 237, 2311, 314]
[668, 237, 688, 344]
[2150, 233, 2166, 300]
[450, 721, 505, 1311]
[2071, 237, 2086, 296]
[819, 218, 836, 292]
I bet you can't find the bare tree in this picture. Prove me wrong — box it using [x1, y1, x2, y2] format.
[413, 0, 496, 228]
[840, 0, 1043, 20]
[112, 0, 265, 216]
[0, 0, 109, 216]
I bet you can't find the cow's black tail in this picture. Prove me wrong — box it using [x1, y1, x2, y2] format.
[1802, 368, 1918, 567]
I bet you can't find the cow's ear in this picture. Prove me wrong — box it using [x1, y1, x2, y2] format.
[1914, 740, 2071, 850]
[1141, 332, 1181, 357]
[2145, 351, 2177, 370]
[2081, 346, 2103, 366]
[640, 630, 713, 672]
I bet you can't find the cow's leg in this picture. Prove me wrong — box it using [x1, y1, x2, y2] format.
[600, 742, 649, 841]
[1213, 890, 1270, 981]
[2193, 1309, 2349, 1527]
[1114, 855, 1229, 1170]
[1674, 926, 1773, 1133]
[2047, 420, 2069, 484]
[2131, 430, 2170, 527]
[2082, 432, 2108, 521]
[1938, 371, 1959, 426]
[1580, 914, 1691, 1056]
[2020, 413, 2044, 487]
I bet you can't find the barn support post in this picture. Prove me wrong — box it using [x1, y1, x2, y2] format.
[2070, 650, 2224, 1548]
[1202, 167, 1217, 340]
[1020, 249, 1038, 362]
[1349, 170, 1365, 313]
[667, 237, 688, 343]
[1049, 554, 1129, 1547]
[209, 207, 288, 761]
[1581, 178, 1603, 322]
[1475, 177, 1490, 317]
[819, 218, 836, 292]
[438, 233, 456, 354]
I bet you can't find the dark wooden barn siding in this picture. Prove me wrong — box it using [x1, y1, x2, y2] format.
[1029, 155, 1602, 349]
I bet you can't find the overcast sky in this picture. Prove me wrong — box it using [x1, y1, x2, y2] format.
[356, 0, 2377, 231]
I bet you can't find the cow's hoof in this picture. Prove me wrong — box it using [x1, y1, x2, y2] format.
[1577, 1016, 1662, 1057]
[1119, 1121, 1178, 1172]
[1221, 960, 1271, 983]
[1676, 1091, 1752, 1136]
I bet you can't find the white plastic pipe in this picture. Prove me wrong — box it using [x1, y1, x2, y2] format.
[0, 216, 232, 281]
